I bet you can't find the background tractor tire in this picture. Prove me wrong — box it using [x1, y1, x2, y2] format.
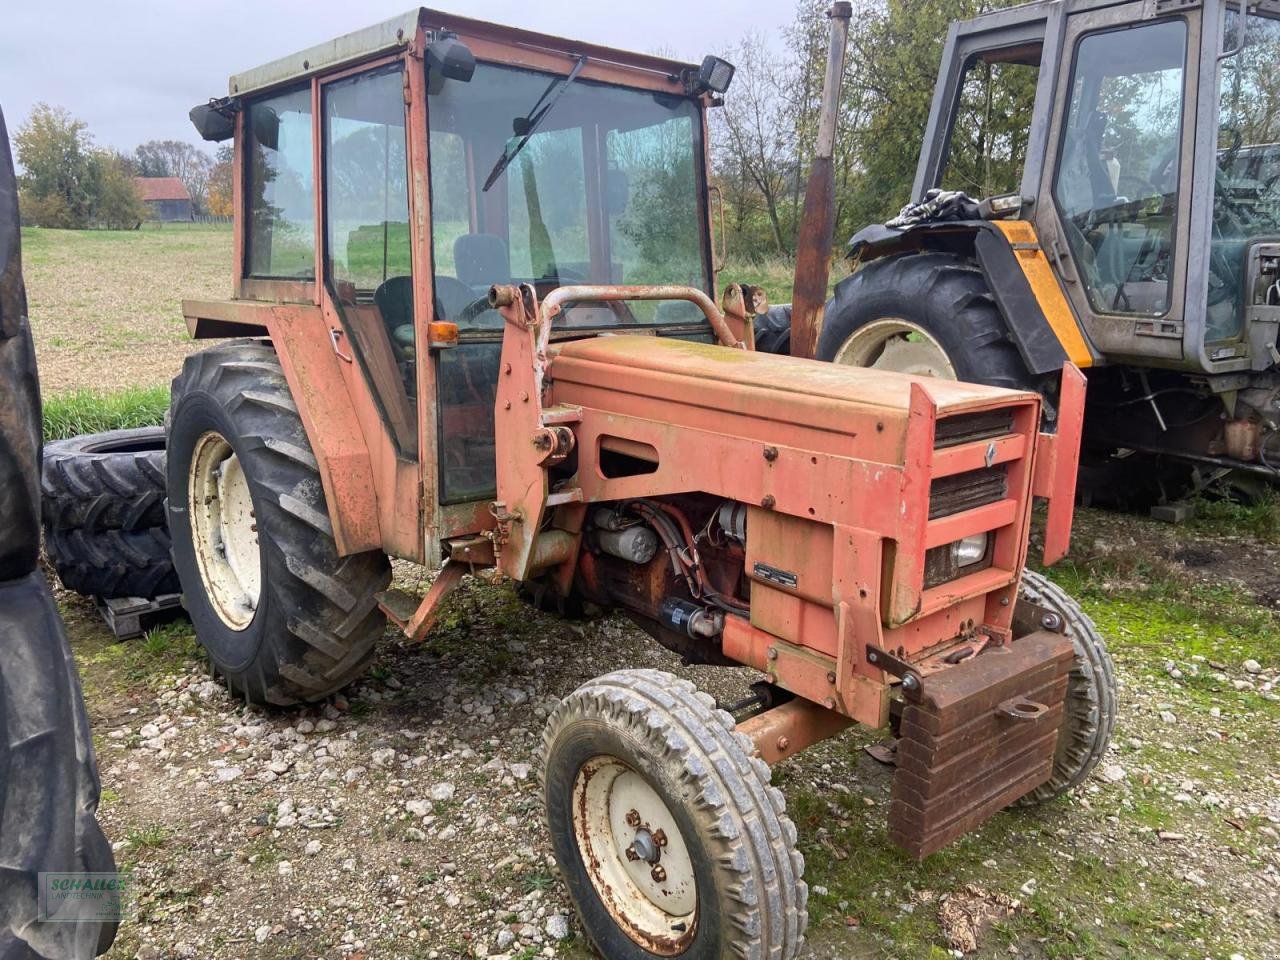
[44, 526, 179, 600]
[542, 669, 807, 960]
[42, 427, 167, 532]
[815, 252, 1037, 392]
[167, 340, 390, 706]
[1015, 570, 1117, 805]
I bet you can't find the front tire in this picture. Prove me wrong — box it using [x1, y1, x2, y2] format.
[542, 669, 806, 960]
[817, 252, 1036, 392]
[1014, 571, 1117, 804]
[167, 340, 390, 706]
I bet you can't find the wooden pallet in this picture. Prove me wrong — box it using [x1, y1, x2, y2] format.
[95, 594, 186, 640]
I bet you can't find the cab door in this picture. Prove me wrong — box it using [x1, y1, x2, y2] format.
[1035, 1, 1202, 367]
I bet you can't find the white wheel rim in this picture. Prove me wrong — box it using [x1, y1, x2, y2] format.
[572, 756, 697, 954]
[189, 431, 261, 630]
[832, 317, 958, 379]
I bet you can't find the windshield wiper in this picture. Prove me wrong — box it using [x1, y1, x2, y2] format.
[482, 55, 588, 193]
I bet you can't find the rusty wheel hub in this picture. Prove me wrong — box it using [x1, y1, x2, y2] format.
[189, 430, 261, 630]
[572, 756, 696, 953]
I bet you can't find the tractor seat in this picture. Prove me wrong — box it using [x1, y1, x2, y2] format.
[374, 276, 415, 360]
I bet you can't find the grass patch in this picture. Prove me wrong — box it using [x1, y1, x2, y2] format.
[1189, 491, 1280, 543]
[43, 384, 168, 441]
[69, 617, 204, 702]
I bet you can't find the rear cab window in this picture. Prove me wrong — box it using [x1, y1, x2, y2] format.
[244, 86, 316, 279]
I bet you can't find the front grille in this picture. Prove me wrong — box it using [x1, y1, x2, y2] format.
[934, 410, 1015, 449]
[929, 467, 1007, 520]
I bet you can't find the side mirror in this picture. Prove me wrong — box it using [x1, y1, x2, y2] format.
[427, 33, 476, 95]
[189, 100, 237, 143]
[250, 106, 281, 152]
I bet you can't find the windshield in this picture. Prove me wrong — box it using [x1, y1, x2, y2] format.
[1209, 9, 1280, 341]
[427, 62, 710, 330]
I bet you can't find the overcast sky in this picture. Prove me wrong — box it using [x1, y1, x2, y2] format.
[0, 1, 786, 153]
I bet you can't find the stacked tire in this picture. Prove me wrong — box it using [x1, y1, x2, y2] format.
[41, 427, 180, 600]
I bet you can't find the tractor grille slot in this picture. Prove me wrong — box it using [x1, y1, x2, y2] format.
[933, 410, 1015, 449]
[929, 467, 1007, 520]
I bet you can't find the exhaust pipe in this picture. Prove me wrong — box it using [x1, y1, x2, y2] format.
[789, 1, 852, 359]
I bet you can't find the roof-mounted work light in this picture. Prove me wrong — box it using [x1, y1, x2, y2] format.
[685, 55, 735, 96]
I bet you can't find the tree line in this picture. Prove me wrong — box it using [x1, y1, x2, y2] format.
[15, 103, 232, 229]
[711, 0, 1022, 261]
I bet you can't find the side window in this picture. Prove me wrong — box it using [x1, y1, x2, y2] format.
[245, 86, 315, 279]
[323, 64, 417, 457]
[1208, 10, 1280, 342]
[429, 129, 470, 286]
[1053, 20, 1187, 318]
[940, 52, 1040, 199]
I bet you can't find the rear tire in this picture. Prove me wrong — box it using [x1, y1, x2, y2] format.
[817, 252, 1036, 392]
[1014, 570, 1117, 805]
[167, 340, 390, 706]
[44, 526, 179, 600]
[41, 427, 167, 532]
[542, 669, 806, 960]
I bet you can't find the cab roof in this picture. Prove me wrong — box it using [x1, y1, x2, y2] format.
[228, 7, 699, 98]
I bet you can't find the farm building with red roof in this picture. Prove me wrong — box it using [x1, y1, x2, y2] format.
[133, 177, 192, 221]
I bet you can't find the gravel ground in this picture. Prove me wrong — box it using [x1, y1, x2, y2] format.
[65, 507, 1280, 960]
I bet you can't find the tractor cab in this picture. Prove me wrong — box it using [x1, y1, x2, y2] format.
[915, 0, 1280, 375]
[185, 8, 734, 564]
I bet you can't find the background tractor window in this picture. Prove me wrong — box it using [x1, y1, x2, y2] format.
[245, 86, 315, 279]
[323, 64, 417, 458]
[940, 51, 1040, 199]
[1208, 10, 1280, 342]
[1053, 20, 1187, 319]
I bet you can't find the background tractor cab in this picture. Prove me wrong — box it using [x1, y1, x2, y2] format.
[809, 0, 1280, 499]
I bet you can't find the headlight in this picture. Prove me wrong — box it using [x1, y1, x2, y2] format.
[955, 532, 990, 568]
[923, 532, 992, 588]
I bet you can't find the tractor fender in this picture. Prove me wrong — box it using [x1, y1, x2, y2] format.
[846, 219, 1096, 376]
[182, 298, 382, 556]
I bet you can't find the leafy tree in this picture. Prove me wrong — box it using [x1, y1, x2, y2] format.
[15, 103, 95, 228]
[207, 144, 234, 216]
[89, 151, 147, 229]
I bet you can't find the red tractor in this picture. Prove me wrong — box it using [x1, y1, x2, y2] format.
[173, 9, 1115, 956]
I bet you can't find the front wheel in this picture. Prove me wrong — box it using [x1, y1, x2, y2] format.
[167, 340, 390, 706]
[541, 669, 806, 960]
[1014, 570, 1117, 804]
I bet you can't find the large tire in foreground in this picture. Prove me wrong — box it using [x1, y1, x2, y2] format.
[542, 669, 806, 960]
[1014, 570, 1117, 805]
[816, 252, 1036, 392]
[41, 427, 167, 532]
[44, 526, 179, 600]
[167, 340, 390, 706]
[0, 573, 118, 958]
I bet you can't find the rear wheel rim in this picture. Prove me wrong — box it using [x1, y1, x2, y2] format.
[572, 756, 698, 954]
[189, 431, 260, 630]
[832, 317, 958, 379]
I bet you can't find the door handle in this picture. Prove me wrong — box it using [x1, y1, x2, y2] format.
[1048, 234, 1076, 285]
